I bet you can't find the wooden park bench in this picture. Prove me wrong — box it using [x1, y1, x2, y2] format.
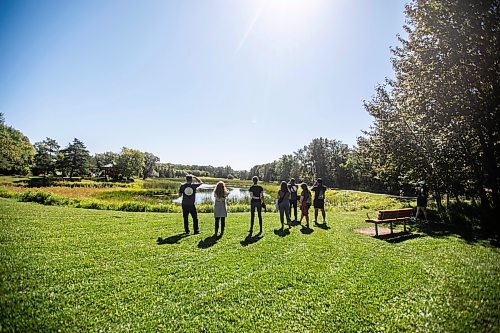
[365, 208, 413, 237]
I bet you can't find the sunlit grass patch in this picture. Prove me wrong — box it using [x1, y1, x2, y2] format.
[0, 198, 498, 332]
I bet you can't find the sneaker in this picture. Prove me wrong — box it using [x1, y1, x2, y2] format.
[322, 220, 327, 224]
[312, 219, 317, 224]
[194, 230, 201, 235]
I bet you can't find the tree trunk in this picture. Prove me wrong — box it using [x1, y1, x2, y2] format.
[434, 191, 443, 211]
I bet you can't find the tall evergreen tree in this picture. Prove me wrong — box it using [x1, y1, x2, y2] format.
[33, 138, 60, 177]
[60, 138, 91, 178]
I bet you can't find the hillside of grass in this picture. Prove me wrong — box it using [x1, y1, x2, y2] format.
[1, 198, 499, 332]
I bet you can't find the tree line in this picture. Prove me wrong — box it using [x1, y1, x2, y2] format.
[0, 118, 245, 180]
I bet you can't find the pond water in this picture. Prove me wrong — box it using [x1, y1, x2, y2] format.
[172, 184, 252, 205]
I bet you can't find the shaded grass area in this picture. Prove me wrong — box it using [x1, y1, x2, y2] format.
[1, 198, 499, 332]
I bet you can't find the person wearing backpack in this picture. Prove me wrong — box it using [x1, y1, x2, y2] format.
[311, 178, 327, 225]
[288, 178, 299, 222]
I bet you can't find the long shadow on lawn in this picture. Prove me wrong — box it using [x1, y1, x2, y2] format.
[377, 231, 425, 243]
[410, 220, 499, 247]
[274, 228, 291, 237]
[240, 233, 264, 246]
[300, 226, 314, 235]
[198, 235, 220, 249]
[314, 222, 331, 230]
[408, 204, 500, 247]
[157, 233, 189, 245]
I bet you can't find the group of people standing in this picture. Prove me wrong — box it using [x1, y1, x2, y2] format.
[178, 175, 329, 237]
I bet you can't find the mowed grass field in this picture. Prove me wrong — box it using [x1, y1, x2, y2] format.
[1, 198, 499, 332]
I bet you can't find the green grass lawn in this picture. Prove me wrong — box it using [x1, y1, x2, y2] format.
[1, 198, 499, 332]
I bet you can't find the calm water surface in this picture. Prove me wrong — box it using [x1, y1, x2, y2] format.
[172, 184, 252, 204]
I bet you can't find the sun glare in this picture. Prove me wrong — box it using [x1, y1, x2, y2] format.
[235, 0, 328, 53]
[265, 0, 327, 30]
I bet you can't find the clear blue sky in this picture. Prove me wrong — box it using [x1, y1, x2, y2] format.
[0, 0, 408, 170]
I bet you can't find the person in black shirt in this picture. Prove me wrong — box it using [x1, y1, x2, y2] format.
[415, 181, 429, 222]
[248, 176, 264, 235]
[311, 178, 327, 225]
[288, 178, 299, 222]
[179, 175, 203, 234]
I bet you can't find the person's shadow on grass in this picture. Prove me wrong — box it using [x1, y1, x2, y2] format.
[240, 233, 263, 246]
[300, 225, 314, 234]
[274, 228, 291, 237]
[197, 235, 219, 249]
[314, 222, 331, 230]
[157, 233, 189, 245]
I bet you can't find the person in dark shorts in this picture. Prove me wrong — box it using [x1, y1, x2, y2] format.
[288, 178, 299, 222]
[179, 175, 203, 234]
[415, 181, 429, 222]
[311, 178, 327, 225]
[248, 176, 264, 235]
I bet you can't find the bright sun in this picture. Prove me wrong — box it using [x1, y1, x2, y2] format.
[235, 0, 328, 53]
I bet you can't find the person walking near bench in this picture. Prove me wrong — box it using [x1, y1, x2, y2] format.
[288, 178, 299, 222]
[213, 181, 229, 237]
[249, 176, 264, 235]
[311, 178, 327, 225]
[179, 175, 203, 234]
[415, 181, 429, 222]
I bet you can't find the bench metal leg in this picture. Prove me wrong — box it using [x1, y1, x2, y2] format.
[390, 221, 393, 234]
[375, 224, 378, 237]
[404, 220, 407, 233]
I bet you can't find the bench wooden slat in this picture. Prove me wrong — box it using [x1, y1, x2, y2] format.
[366, 208, 413, 237]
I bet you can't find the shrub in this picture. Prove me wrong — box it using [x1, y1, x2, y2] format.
[0, 187, 17, 199]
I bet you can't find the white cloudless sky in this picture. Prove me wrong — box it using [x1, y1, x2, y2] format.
[0, 0, 409, 170]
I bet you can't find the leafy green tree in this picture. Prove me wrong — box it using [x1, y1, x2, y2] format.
[116, 147, 145, 178]
[0, 114, 35, 175]
[361, 0, 500, 213]
[94, 152, 119, 169]
[33, 138, 60, 177]
[60, 138, 91, 179]
[143, 152, 160, 179]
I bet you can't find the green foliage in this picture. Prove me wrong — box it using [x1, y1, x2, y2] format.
[60, 138, 92, 178]
[0, 176, 413, 215]
[32, 137, 60, 176]
[359, 0, 500, 214]
[0, 186, 17, 198]
[249, 138, 352, 187]
[1, 198, 499, 332]
[18, 190, 72, 206]
[0, 114, 35, 175]
[116, 147, 145, 178]
[143, 152, 160, 179]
